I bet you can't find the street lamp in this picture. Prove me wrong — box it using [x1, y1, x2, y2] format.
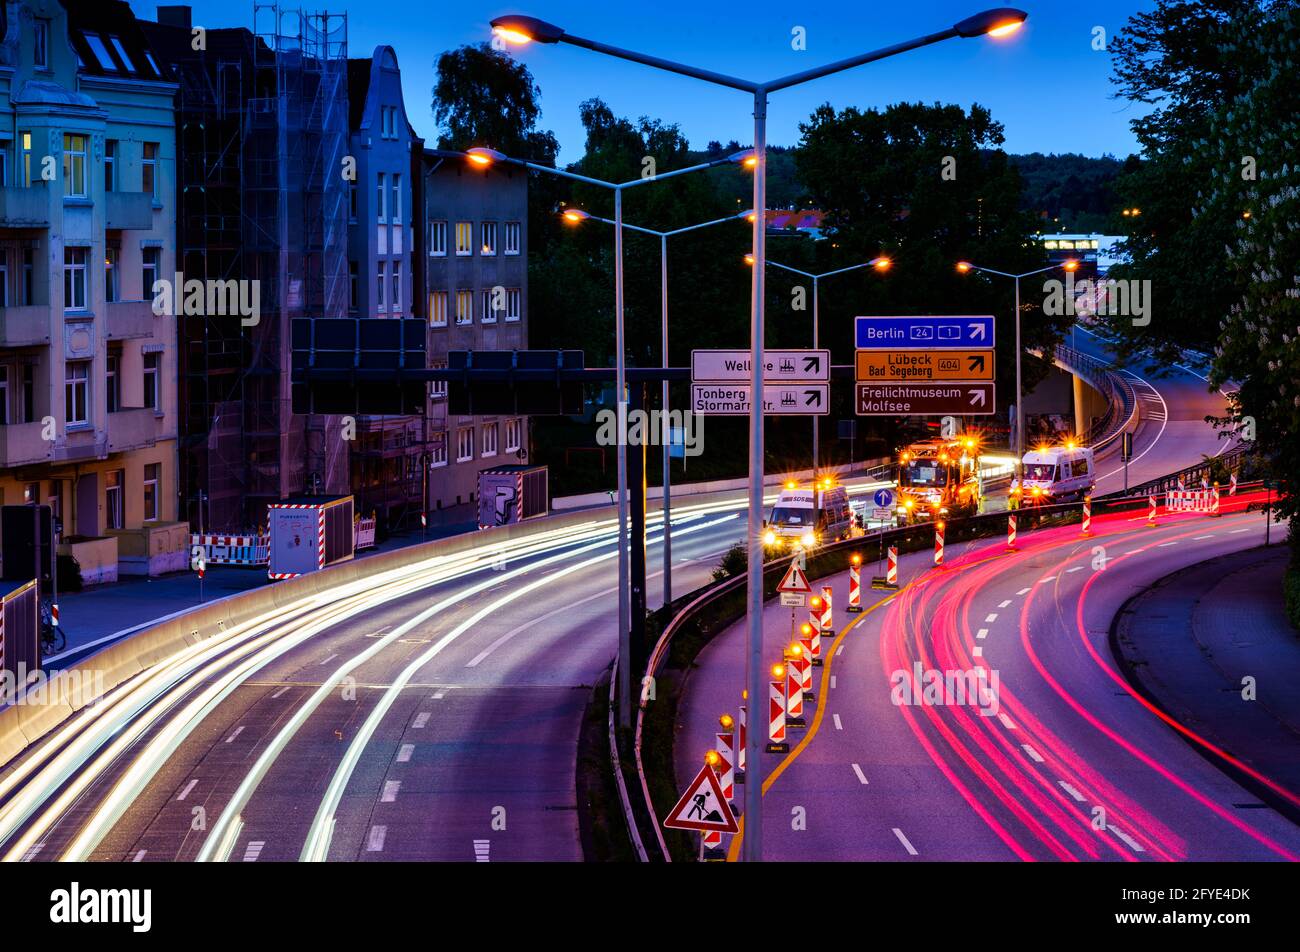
[563, 206, 752, 608]
[463, 145, 749, 731]
[757, 255, 891, 473]
[492, 7, 1028, 863]
[956, 258, 1079, 479]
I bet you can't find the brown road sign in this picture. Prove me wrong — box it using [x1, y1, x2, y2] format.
[856, 382, 996, 416]
[855, 349, 994, 381]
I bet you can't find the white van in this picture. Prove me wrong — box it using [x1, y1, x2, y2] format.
[1013, 445, 1096, 505]
[763, 481, 853, 552]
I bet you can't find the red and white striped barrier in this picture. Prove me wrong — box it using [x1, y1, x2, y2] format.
[51, 603, 59, 629]
[934, 522, 945, 567]
[1147, 495, 1158, 527]
[1176, 476, 1186, 492]
[190, 533, 270, 566]
[1230, 472, 1238, 496]
[819, 585, 834, 637]
[887, 545, 898, 586]
[1081, 496, 1092, 535]
[806, 600, 823, 665]
[847, 555, 863, 612]
[1165, 490, 1215, 513]
[1200, 476, 1209, 491]
[1211, 483, 1221, 517]
[716, 732, 735, 804]
[1007, 513, 1017, 550]
[737, 702, 747, 780]
[766, 673, 788, 753]
[785, 653, 805, 724]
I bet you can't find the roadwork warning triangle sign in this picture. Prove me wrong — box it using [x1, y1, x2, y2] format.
[776, 560, 813, 595]
[663, 764, 739, 834]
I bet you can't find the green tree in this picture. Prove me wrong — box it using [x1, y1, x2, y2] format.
[431, 43, 558, 164]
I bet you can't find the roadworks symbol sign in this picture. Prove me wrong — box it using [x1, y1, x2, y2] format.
[777, 561, 813, 595]
[663, 763, 739, 834]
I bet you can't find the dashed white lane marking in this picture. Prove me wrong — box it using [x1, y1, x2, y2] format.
[1229, 528, 1250, 534]
[132, 850, 147, 862]
[984, 613, 998, 623]
[998, 712, 1016, 730]
[271, 685, 292, 699]
[892, 827, 919, 856]
[319, 653, 339, 665]
[851, 763, 869, 785]
[412, 712, 430, 729]
[1021, 743, 1045, 763]
[431, 690, 448, 700]
[1108, 824, 1146, 853]
[882, 597, 896, 606]
[1039, 575, 1057, 583]
[1158, 542, 1178, 547]
[367, 825, 387, 852]
[976, 628, 989, 640]
[1066, 566, 1084, 573]
[833, 714, 843, 730]
[224, 726, 245, 744]
[243, 841, 265, 862]
[830, 675, 837, 689]
[381, 780, 401, 803]
[177, 779, 199, 801]
[1124, 549, 1144, 555]
[972, 646, 983, 658]
[1016, 588, 1031, 596]
[396, 744, 414, 763]
[836, 644, 845, 657]
[998, 599, 1012, 608]
[473, 839, 491, 862]
[1193, 534, 1214, 540]
[1059, 781, 1087, 802]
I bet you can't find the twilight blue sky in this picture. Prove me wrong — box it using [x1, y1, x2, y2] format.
[128, 2, 1154, 163]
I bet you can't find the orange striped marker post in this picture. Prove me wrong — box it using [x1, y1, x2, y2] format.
[766, 665, 789, 753]
[1081, 496, 1092, 535]
[1147, 495, 1158, 527]
[934, 521, 946, 567]
[847, 554, 863, 612]
[1007, 513, 1017, 550]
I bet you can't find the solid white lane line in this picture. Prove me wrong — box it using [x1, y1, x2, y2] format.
[243, 841, 264, 862]
[892, 828, 918, 856]
[271, 685, 292, 699]
[176, 779, 199, 801]
[412, 712, 430, 729]
[984, 613, 998, 623]
[1021, 743, 1045, 763]
[976, 628, 989, 640]
[1058, 780, 1087, 802]
[1108, 824, 1146, 853]
[319, 653, 339, 666]
[1015, 588, 1031, 596]
[998, 600, 1012, 608]
[997, 712, 1016, 730]
[833, 714, 843, 730]
[367, 825, 387, 852]
[396, 744, 414, 763]
[381, 780, 401, 803]
[851, 763, 869, 785]
[224, 726, 245, 744]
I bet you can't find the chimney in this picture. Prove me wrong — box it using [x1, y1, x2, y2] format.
[157, 5, 192, 30]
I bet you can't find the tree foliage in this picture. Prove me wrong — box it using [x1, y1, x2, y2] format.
[431, 42, 558, 164]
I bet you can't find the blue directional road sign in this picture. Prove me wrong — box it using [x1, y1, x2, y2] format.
[873, 488, 895, 509]
[855, 316, 995, 350]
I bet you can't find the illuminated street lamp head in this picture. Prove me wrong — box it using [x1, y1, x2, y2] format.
[1062, 259, 1080, 272]
[489, 15, 565, 44]
[872, 256, 893, 271]
[744, 253, 756, 266]
[465, 147, 505, 168]
[953, 8, 1028, 38]
[956, 260, 973, 274]
[741, 209, 758, 223]
[730, 149, 758, 169]
[561, 208, 591, 224]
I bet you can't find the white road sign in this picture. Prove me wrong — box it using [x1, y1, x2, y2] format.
[691, 383, 830, 416]
[691, 349, 831, 383]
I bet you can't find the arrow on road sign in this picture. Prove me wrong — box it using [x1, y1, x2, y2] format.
[663, 763, 739, 833]
[802, 354, 821, 374]
[776, 560, 813, 595]
[969, 389, 986, 407]
[970, 322, 986, 341]
[968, 354, 986, 373]
[804, 389, 822, 408]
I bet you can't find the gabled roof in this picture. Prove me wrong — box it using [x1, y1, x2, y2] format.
[61, 0, 168, 81]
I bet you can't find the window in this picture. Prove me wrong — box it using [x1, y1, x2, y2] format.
[481, 221, 497, 256]
[0, 366, 7, 424]
[429, 290, 448, 328]
[430, 360, 448, 400]
[0, 143, 8, 187]
[20, 132, 32, 187]
[506, 287, 522, 323]
[0, 256, 7, 306]
[64, 248, 88, 311]
[377, 262, 387, 310]
[105, 247, 118, 303]
[454, 290, 472, 325]
[430, 432, 448, 467]
[34, 21, 49, 69]
[505, 418, 522, 453]
[376, 173, 386, 221]
[455, 221, 473, 256]
[22, 249, 33, 304]
[142, 247, 161, 298]
[482, 422, 498, 457]
[106, 354, 120, 412]
[104, 140, 117, 192]
[430, 220, 447, 256]
[21, 365, 34, 422]
[142, 142, 158, 200]
[349, 260, 358, 310]
[481, 289, 498, 324]
[105, 471, 124, 530]
[456, 426, 474, 462]
[84, 33, 118, 71]
[504, 221, 521, 255]
[391, 262, 402, 313]
[391, 174, 401, 222]
[108, 36, 136, 73]
[65, 361, 89, 426]
[143, 463, 160, 521]
[348, 182, 357, 220]
[24, 483, 39, 505]
[143, 352, 160, 410]
[63, 134, 88, 197]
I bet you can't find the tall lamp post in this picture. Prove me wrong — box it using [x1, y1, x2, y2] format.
[462, 147, 750, 730]
[751, 255, 892, 472]
[492, 7, 1029, 863]
[956, 258, 1079, 477]
[563, 206, 753, 607]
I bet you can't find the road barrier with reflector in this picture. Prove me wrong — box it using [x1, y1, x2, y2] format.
[819, 586, 834, 639]
[767, 674, 788, 753]
[935, 522, 946, 566]
[1008, 514, 1017, 550]
[1082, 497, 1092, 535]
[847, 555, 863, 612]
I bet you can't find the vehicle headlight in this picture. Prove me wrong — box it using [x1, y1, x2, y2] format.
[800, 531, 816, 548]
[763, 530, 777, 546]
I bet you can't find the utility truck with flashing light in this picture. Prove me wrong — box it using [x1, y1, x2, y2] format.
[894, 437, 982, 523]
[1010, 443, 1096, 508]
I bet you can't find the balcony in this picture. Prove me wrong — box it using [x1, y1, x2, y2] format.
[104, 300, 157, 340]
[0, 421, 52, 467]
[107, 407, 165, 453]
[105, 191, 154, 230]
[0, 184, 50, 228]
[0, 305, 51, 347]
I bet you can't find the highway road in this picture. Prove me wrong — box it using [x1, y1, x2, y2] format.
[0, 328, 1237, 863]
[685, 494, 1299, 861]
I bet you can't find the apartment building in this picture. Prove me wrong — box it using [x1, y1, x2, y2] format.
[422, 150, 530, 521]
[0, 0, 183, 580]
[345, 44, 429, 529]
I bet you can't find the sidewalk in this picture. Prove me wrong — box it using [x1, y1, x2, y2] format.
[1114, 544, 1300, 819]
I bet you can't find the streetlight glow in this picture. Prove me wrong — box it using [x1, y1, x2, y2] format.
[956, 261, 972, 273]
[489, 15, 565, 44]
[953, 8, 1029, 39]
[465, 147, 505, 168]
[873, 256, 893, 271]
[561, 209, 590, 224]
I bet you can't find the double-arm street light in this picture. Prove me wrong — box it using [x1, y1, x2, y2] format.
[753, 255, 893, 472]
[463, 146, 750, 733]
[956, 258, 1079, 477]
[564, 206, 754, 608]
[491, 7, 1029, 862]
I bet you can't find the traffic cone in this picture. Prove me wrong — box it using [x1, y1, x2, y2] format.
[847, 554, 863, 612]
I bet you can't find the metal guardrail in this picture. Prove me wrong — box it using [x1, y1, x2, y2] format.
[1036, 342, 1137, 451]
[1102, 443, 1253, 501]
